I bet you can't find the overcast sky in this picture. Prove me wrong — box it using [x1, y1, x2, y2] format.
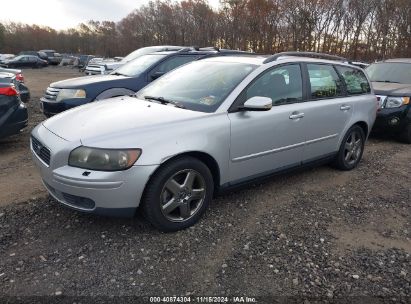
[1, 0, 221, 30]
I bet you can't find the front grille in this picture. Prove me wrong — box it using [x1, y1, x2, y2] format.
[62, 193, 95, 209]
[31, 136, 51, 165]
[44, 87, 61, 101]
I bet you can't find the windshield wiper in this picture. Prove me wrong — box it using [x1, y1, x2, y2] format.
[111, 72, 125, 76]
[144, 95, 186, 109]
[373, 80, 400, 83]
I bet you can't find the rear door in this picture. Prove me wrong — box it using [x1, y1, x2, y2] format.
[299, 63, 353, 162]
[228, 64, 306, 182]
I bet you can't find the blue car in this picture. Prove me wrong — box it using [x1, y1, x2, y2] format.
[40, 47, 251, 117]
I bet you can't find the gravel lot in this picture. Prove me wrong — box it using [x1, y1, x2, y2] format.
[0, 67, 410, 303]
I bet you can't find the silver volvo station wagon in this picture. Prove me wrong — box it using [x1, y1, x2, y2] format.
[31, 52, 377, 231]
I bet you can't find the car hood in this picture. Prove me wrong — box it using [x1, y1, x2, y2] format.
[50, 74, 130, 89]
[372, 82, 411, 96]
[42, 97, 206, 143]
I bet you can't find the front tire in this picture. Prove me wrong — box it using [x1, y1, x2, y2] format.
[334, 125, 365, 170]
[141, 156, 214, 232]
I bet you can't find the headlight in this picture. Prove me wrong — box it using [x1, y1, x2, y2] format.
[384, 96, 410, 108]
[69, 147, 142, 171]
[56, 89, 86, 102]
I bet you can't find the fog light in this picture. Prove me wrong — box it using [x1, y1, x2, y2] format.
[388, 117, 400, 126]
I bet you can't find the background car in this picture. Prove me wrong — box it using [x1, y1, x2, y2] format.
[18, 51, 49, 61]
[84, 45, 183, 75]
[39, 50, 63, 65]
[40, 47, 252, 117]
[0, 72, 30, 102]
[0, 82, 28, 139]
[1, 55, 48, 69]
[0, 54, 15, 64]
[31, 52, 376, 231]
[366, 58, 411, 143]
[0, 67, 25, 83]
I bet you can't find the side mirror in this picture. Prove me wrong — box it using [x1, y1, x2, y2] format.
[151, 71, 165, 80]
[240, 96, 272, 111]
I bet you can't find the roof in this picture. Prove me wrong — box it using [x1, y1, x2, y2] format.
[383, 58, 411, 63]
[153, 49, 255, 56]
[202, 55, 267, 65]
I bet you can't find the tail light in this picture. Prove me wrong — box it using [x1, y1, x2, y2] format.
[0, 86, 19, 96]
[16, 73, 24, 82]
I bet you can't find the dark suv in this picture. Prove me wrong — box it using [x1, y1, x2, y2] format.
[40, 47, 252, 117]
[366, 58, 411, 143]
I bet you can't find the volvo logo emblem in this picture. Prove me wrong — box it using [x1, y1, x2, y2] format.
[32, 140, 43, 154]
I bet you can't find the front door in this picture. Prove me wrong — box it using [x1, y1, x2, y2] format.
[228, 64, 306, 183]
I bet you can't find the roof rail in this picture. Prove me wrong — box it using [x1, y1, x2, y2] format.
[263, 51, 348, 64]
[177, 47, 196, 53]
[199, 46, 220, 52]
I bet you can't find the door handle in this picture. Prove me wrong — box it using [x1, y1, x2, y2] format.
[340, 105, 351, 111]
[289, 112, 305, 120]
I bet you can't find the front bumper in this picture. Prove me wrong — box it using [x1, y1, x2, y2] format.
[373, 105, 410, 134]
[40, 97, 92, 117]
[31, 125, 158, 217]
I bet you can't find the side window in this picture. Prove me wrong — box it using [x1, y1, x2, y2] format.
[245, 64, 303, 106]
[151, 55, 199, 76]
[307, 64, 343, 99]
[335, 65, 371, 95]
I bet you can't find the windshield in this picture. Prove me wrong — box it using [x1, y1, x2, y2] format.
[136, 61, 257, 112]
[366, 62, 411, 84]
[112, 54, 167, 77]
[122, 47, 164, 63]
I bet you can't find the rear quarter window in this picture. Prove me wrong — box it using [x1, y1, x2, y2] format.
[307, 64, 344, 99]
[335, 66, 371, 95]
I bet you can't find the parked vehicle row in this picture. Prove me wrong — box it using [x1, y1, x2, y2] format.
[31, 51, 379, 231]
[1, 45, 405, 231]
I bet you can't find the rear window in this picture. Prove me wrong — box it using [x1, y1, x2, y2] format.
[336, 66, 371, 95]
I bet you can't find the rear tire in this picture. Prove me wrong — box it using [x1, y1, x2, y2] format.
[399, 122, 411, 144]
[334, 125, 365, 171]
[141, 156, 214, 232]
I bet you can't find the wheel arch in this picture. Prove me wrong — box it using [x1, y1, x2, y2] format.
[144, 151, 221, 196]
[353, 121, 369, 137]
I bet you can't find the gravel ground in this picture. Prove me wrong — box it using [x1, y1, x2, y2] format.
[0, 68, 410, 303]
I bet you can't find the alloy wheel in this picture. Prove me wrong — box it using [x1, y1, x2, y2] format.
[343, 130, 363, 166]
[160, 169, 206, 222]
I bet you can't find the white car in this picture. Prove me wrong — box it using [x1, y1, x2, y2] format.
[84, 46, 182, 75]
